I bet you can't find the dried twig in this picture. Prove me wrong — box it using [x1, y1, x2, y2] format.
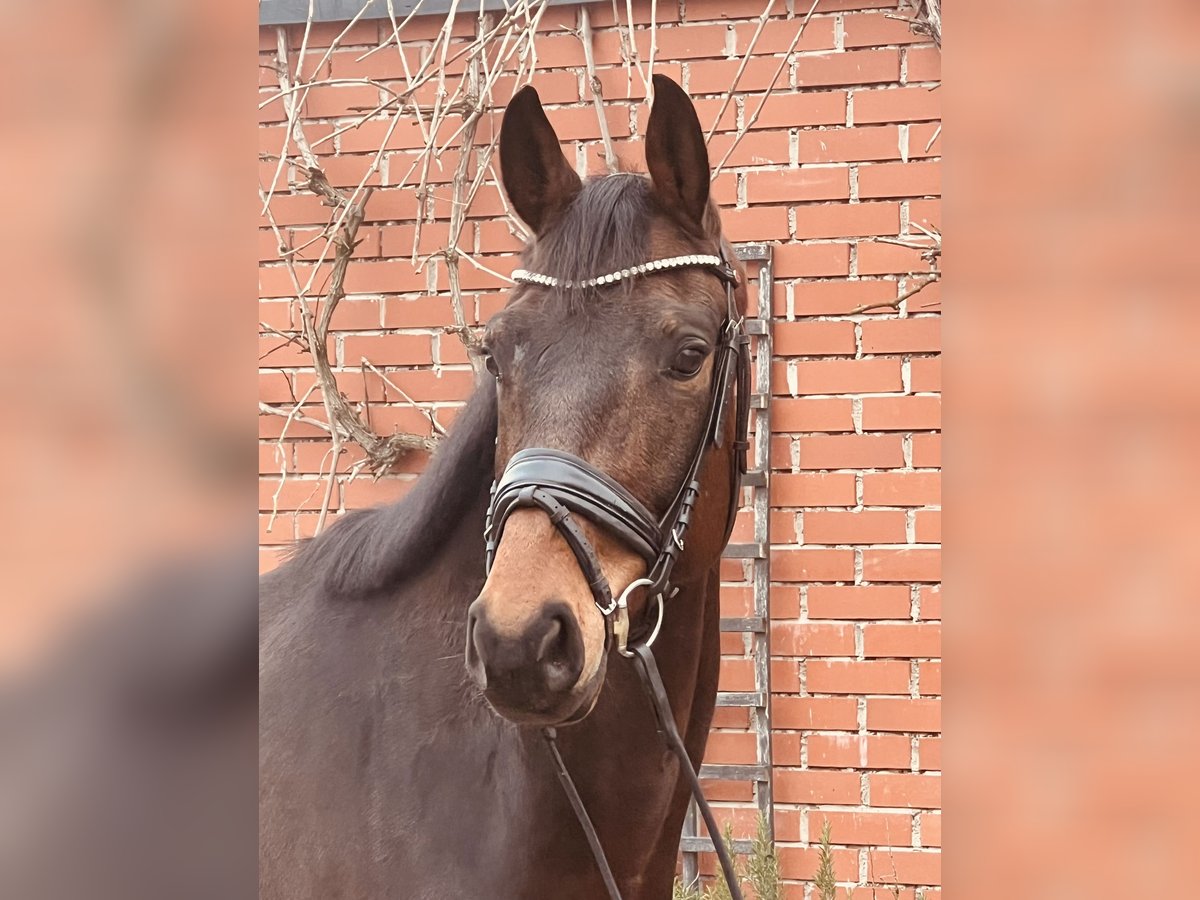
[711, 0, 820, 180]
[850, 272, 940, 314]
[580, 7, 619, 173]
[707, 0, 776, 140]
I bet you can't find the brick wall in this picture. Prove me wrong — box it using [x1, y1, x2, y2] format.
[259, 1, 941, 895]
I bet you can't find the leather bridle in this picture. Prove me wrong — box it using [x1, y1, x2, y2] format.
[483, 246, 752, 900]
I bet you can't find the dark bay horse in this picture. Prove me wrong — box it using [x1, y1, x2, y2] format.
[260, 75, 748, 900]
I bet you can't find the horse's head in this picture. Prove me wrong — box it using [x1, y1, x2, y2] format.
[465, 76, 745, 726]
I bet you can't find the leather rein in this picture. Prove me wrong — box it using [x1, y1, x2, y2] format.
[484, 247, 752, 900]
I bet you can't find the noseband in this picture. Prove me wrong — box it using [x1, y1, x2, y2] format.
[482, 247, 751, 900]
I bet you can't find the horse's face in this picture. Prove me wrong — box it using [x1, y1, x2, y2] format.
[465, 77, 740, 726]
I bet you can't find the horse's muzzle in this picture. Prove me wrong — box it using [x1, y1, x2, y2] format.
[465, 597, 594, 724]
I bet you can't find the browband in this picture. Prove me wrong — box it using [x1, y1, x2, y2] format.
[512, 254, 724, 291]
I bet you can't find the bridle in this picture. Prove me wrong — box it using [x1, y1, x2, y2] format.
[483, 246, 751, 900]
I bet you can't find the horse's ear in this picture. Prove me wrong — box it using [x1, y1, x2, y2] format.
[645, 74, 711, 235]
[499, 86, 582, 235]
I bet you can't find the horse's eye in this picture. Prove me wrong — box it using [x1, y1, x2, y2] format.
[482, 349, 501, 380]
[670, 345, 708, 379]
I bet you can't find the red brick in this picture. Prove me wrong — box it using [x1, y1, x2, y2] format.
[771, 622, 855, 657]
[382, 296, 461, 328]
[909, 121, 943, 157]
[488, 66, 577, 104]
[867, 849, 941, 886]
[735, 17, 837, 54]
[794, 201, 900, 239]
[589, 1, 681, 25]
[266, 191, 336, 228]
[258, 335, 323, 369]
[807, 733, 912, 770]
[259, 476, 337, 512]
[921, 812, 942, 846]
[375, 368, 475, 404]
[342, 260, 429, 294]
[905, 46, 941, 83]
[911, 433, 940, 466]
[794, 278, 898, 315]
[910, 357, 940, 392]
[774, 397, 856, 432]
[795, 49, 900, 87]
[260, 299, 295, 330]
[863, 623, 940, 658]
[858, 160, 941, 198]
[861, 396, 941, 431]
[808, 659, 911, 694]
[798, 434, 905, 469]
[772, 548, 856, 581]
[860, 316, 940, 352]
[651, 23, 732, 59]
[808, 811, 914, 847]
[772, 472, 858, 506]
[777, 319, 858, 356]
[687, 57, 788, 96]
[751, 89, 847, 129]
[843, 12, 929, 48]
[341, 333, 433, 367]
[856, 239, 931, 275]
[773, 697, 859, 731]
[707, 130, 791, 169]
[746, 167, 850, 203]
[863, 549, 941, 583]
[704, 730, 758, 765]
[770, 658, 801, 693]
[906, 507, 937, 544]
[774, 242, 851, 277]
[854, 86, 941, 123]
[804, 509, 907, 544]
[799, 125, 902, 163]
[326, 299, 383, 330]
[807, 585, 913, 619]
[867, 697, 941, 733]
[919, 661, 942, 695]
[721, 205, 791, 241]
[774, 769, 861, 804]
[908, 199, 941, 234]
[301, 83, 382, 120]
[918, 736, 941, 771]
[543, 104, 632, 141]
[870, 773, 941, 809]
[862, 472, 940, 507]
[794, 357, 903, 394]
[777, 846, 860, 884]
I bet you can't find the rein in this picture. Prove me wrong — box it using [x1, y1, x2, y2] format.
[485, 248, 751, 900]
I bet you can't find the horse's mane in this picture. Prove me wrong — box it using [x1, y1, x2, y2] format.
[284, 380, 497, 601]
[530, 172, 654, 312]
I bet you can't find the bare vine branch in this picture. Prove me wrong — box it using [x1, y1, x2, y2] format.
[711, 0, 820, 181]
[580, 7, 619, 174]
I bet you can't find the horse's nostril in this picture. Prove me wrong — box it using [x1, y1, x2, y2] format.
[537, 605, 582, 694]
[535, 616, 563, 663]
[464, 602, 488, 689]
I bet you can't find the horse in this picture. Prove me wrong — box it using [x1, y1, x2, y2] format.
[260, 74, 750, 900]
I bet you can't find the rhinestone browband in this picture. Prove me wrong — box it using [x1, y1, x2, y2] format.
[511, 254, 724, 290]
